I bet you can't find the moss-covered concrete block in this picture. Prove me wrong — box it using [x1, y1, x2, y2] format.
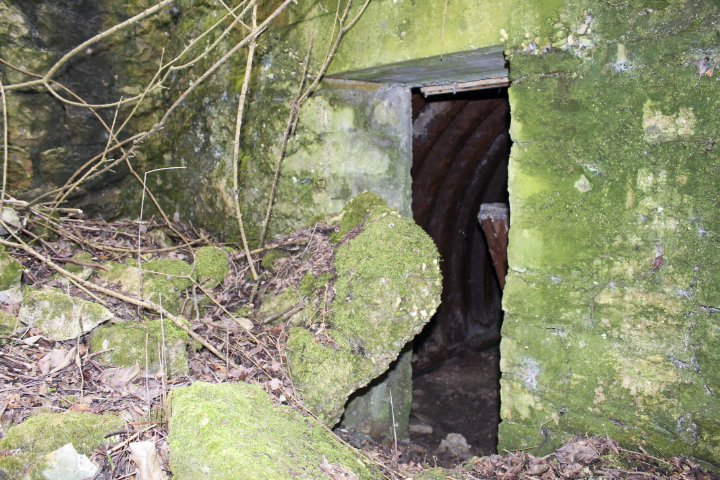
[88, 319, 189, 376]
[286, 193, 442, 426]
[168, 382, 379, 480]
[0, 412, 123, 480]
[17, 288, 113, 341]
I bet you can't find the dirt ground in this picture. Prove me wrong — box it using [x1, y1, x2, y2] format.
[406, 346, 501, 466]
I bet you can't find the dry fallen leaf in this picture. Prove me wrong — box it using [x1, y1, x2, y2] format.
[129, 441, 168, 480]
[38, 349, 68, 374]
[99, 364, 141, 389]
[555, 442, 598, 464]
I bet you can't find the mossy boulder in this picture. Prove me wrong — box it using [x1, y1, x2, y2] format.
[168, 382, 379, 480]
[0, 247, 23, 291]
[0, 412, 124, 480]
[88, 319, 190, 376]
[286, 193, 442, 426]
[17, 288, 113, 340]
[194, 246, 231, 288]
[97, 258, 195, 315]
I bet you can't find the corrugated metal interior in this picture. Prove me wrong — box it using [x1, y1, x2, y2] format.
[411, 88, 510, 372]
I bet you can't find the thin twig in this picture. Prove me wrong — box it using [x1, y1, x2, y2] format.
[0, 79, 8, 207]
[232, 3, 261, 295]
[441, 0, 449, 60]
[259, 302, 305, 325]
[125, 160, 192, 246]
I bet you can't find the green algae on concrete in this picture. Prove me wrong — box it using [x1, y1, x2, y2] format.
[0, 411, 124, 480]
[499, 0, 720, 466]
[168, 381, 379, 480]
[17, 288, 113, 341]
[283, 0, 569, 75]
[88, 319, 190, 376]
[286, 193, 442, 426]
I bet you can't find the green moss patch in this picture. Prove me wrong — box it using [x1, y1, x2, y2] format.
[168, 382, 379, 480]
[88, 319, 190, 376]
[194, 246, 231, 288]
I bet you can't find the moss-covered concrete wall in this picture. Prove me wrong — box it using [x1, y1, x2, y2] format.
[499, 0, 720, 466]
[140, 1, 414, 240]
[283, 0, 720, 467]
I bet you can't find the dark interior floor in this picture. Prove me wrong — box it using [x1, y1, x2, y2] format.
[404, 345, 501, 467]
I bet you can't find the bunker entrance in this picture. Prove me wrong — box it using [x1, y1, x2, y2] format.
[327, 46, 511, 462]
[409, 86, 510, 460]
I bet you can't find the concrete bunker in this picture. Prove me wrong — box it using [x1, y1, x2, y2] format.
[329, 47, 512, 456]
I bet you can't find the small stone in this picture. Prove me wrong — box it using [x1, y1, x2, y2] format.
[18, 288, 113, 340]
[409, 422, 433, 434]
[0, 207, 21, 235]
[574, 175, 592, 193]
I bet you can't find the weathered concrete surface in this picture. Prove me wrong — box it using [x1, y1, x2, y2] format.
[168, 381, 379, 480]
[498, 0, 720, 467]
[341, 345, 413, 442]
[0, 0, 172, 205]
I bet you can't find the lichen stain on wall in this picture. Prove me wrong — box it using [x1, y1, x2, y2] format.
[642, 101, 696, 143]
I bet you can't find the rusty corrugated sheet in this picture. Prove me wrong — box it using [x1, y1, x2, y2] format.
[411, 89, 510, 372]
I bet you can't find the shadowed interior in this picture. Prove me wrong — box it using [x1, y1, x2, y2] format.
[411, 87, 510, 373]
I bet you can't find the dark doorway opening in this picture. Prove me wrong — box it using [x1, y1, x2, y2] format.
[408, 86, 511, 462]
